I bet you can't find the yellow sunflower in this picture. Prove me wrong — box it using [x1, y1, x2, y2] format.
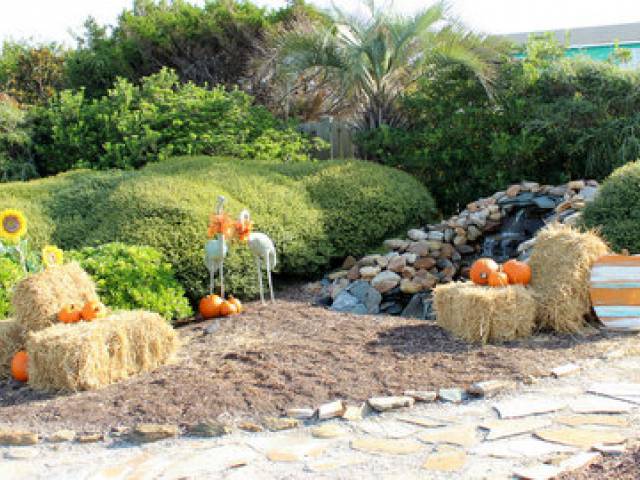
[42, 245, 64, 268]
[0, 209, 27, 242]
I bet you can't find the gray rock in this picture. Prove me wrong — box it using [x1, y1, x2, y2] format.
[427, 231, 444, 241]
[401, 293, 430, 320]
[331, 291, 360, 312]
[408, 229, 428, 241]
[371, 271, 401, 293]
[347, 280, 382, 314]
[438, 388, 467, 404]
[579, 185, 598, 202]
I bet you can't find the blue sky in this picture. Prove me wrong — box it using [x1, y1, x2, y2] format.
[2, 0, 640, 45]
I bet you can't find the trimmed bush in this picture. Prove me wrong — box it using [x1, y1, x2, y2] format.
[582, 160, 640, 253]
[0, 156, 436, 300]
[69, 243, 192, 320]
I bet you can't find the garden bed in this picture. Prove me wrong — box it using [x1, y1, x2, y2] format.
[0, 288, 628, 434]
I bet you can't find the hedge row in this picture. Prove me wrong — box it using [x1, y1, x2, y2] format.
[0, 156, 436, 300]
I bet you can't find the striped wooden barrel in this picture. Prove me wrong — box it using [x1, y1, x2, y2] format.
[590, 255, 640, 331]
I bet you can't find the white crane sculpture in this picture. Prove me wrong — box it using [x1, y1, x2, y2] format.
[204, 196, 231, 297]
[238, 210, 277, 304]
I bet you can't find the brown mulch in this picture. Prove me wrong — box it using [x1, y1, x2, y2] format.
[559, 444, 640, 480]
[0, 291, 629, 434]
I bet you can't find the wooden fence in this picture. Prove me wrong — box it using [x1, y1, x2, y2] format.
[298, 118, 357, 160]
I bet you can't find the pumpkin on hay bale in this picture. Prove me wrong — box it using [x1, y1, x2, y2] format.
[529, 223, 610, 334]
[434, 282, 537, 344]
[12, 262, 98, 334]
[0, 319, 23, 379]
[26, 311, 178, 391]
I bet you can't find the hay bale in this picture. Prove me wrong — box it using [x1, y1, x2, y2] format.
[26, 311, 178, 391]
[434, 282, 537, 344]
[0, 319, 24, 378]
[529, 223, 610, 333]
[12, 262, 98, 333]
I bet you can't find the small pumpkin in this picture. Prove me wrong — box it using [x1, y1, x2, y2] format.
[228, 296, 242, 314]
[81, 300, 107, 321]
[488, 270, 509, 287]
[470, 258, 500, 285]
[502, 259, 532, 285]
[219, 300, 237, 317]
[199, 294, 223, 318]
[58, 304, 82, 324]
[11, 351, 28, 382]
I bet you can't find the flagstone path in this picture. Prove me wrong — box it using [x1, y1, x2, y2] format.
[2, 350, 640, 479]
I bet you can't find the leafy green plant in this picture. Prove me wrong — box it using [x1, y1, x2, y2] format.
[582, 160, 640, 253]
[31, 68, 326, 176]
[0, 96, 37, 182]
[69, 243, 192, 320]
[0, 257, 24, 319]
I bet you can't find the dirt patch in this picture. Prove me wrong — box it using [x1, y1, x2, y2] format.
[0, 290, 629, 434]
[559, 444, 640, 480]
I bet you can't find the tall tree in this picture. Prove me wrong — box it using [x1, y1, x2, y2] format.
[261, 0, 507, 128]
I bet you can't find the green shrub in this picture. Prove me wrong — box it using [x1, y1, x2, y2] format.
[68, 243, 192, 320]
[31, 68, 326, 176]
[0, 257, 24, 319]
[0, 96, 37, 182]
[0, 156, 435, 300]
[582, 161, 640, 253]
[358, 57, 640, 214]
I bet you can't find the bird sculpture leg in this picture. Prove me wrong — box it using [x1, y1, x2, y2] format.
[256, 256, 265, 304]
[219, 259, 225, 298]
[266, 252, 275, 303]
[209, 266, 215, 295]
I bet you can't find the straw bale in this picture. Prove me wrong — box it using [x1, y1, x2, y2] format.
[0, 319, 24, 378]
[529, 223, 610, 333]
[12, 262, 98, 333]
[26, 311, 178, 391]
[434, 282, 537, 344]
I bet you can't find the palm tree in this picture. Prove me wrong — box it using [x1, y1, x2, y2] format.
[262, 0, 506, 129]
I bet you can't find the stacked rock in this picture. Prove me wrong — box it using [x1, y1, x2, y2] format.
[321, 180, 599, 318]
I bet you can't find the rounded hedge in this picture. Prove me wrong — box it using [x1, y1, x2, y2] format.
[582, 160, 640, 253]
[0, 156, 436, 300]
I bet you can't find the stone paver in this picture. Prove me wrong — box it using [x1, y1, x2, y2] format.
[2, 354, 640, 480]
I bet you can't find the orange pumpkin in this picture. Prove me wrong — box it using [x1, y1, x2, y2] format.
[488, 270, 509, 287]
[11, 351, 28, 382]
[470, 258, 500, 285]
[199, 294, 223, 318]
[502, 259, 532, 285]
[219, 300, 237, 317]
[228, 296, 242, 314]
[81, 300, 107, 321]
[58, 304, 82, 324]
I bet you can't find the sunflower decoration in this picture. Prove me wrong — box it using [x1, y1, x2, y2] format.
[42, 245, 64, 268]
[0, 209, 27, 242]
[207, 213, 235, 239]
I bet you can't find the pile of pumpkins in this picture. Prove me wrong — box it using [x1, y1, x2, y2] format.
[199, 294, 243, 319]
[58, 300, 108, 323]
[469, 258, 532, 287]
[10, 300, 109, 383]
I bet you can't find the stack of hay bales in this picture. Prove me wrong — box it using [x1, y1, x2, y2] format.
[1, 262, 179, 391]
[434, 223, 610, 343]
[434, 283, 537, 343]
[27, 311, 177, 391]
[528, 223, 610, 333]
